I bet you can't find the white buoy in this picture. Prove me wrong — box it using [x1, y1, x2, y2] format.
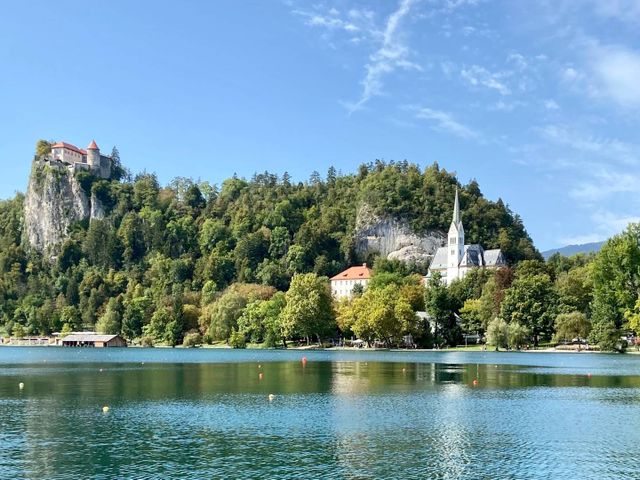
[18, 382, 24, 390]
[102, 406, 110, 413]
[268, 394, 275, 402]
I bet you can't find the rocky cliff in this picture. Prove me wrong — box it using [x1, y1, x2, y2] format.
[23, 161, 103, 255]
[354, 204, 445, 264]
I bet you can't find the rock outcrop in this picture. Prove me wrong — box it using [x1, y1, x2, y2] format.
[23, 161, 102, 255]
[354, 204, 444, 263]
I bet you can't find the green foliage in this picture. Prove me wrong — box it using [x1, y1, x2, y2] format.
[280, 273, 335, 343]
[182, 331, 202, 347]
[35, 139, 52, 158]
[554, 311, 591, 344]
[229, 329, 246, 348]
[486, 318, 508, 350]
[424, 272, 460, 346]
[500, 272, 557, 343]
[202, 283, 275, 341]
[8, 155, 630, 352]
[507, 322, 530, 349]
[590, 225, 640, 349]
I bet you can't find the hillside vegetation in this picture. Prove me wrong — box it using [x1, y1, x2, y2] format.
[0, 158, 538, 345]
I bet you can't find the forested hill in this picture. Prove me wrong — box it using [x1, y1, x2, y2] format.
[0, 158, 538, 338]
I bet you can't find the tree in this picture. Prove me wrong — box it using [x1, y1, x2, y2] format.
[424, 272, 458, 346]
[280, 273, 335, 344]
[554, 311, 591, 349]
[237, 292, 286, 347]
[35, 139, 52, 158]
[590, 225, 640, 350]
[500, 273, 556, 345]
[486, 318, 508, 350]
[202, 283, 275, 341]
[507, 322, 530, 350]
[459, 298, 483, 335]
[96, 297, 123, 334]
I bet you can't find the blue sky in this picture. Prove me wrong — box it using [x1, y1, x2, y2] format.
[1, 0, 639, 250]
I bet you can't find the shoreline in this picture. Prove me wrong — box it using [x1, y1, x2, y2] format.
[1, 343, 638, 354]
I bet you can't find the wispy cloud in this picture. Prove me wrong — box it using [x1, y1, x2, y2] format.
[460, 65, 511, 95]
[408, 105, 478, 139]
[588, 43, 640, 107]
[346, 0, 421, 113]
[569, 169, 640, 202]
[539, 124, 640, 165]
[560, 209, 640, 245]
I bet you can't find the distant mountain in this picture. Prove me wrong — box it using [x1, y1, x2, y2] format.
[542, 241, 605, 259]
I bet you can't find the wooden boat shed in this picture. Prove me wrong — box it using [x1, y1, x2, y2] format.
[60, 334, 127, 348]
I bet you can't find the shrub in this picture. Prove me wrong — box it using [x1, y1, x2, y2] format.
[183, 331, 203, 348]
[229, 329, 246, 349]
[140, 335, 155, 347]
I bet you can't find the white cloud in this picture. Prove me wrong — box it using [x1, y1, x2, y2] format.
[539, 124, 639, 165]
[589, 44, 640, 107]
[569, 169, 640, 202]
[561, 209, 640, 245]
[301, 12, 360, 32]
[543, 99, 559, 110]
[409, 105, 478, 139]
[347, 0, 421, 113]
[507, 53, 527, 70]
[460, 65, 511, 95]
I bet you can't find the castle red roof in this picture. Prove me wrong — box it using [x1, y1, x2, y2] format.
[51, 142, 87, 155]
[87, 140, 99, 150]
[330, 264, 373, 281]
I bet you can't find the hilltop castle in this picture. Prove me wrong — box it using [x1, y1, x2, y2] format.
[426, 189, 506, 285]
[41, 140, 112, 179]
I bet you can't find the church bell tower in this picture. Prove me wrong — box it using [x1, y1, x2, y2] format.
[446, 188, 464, 282]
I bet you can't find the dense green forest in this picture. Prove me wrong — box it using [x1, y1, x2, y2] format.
[0, 149, 637, 351]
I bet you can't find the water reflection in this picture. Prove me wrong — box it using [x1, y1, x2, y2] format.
[1, 352, 640, 479]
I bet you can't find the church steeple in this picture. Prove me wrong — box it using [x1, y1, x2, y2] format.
[447, 187, 465, 273]
[452, 187, 461, 225]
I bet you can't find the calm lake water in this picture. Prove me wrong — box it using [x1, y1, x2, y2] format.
[1, 348, 639, 479]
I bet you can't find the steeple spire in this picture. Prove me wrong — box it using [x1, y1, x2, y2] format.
[452, 187, 461, 224]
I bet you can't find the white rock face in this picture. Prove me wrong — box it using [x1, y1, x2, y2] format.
[354, 204, 445, 263]
[24, 162, 102, 255]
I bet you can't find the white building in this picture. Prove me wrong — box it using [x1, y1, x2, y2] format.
[48, 140, 112, 179]
[330, 263, 373, 299]
[426, 189, 506, 285]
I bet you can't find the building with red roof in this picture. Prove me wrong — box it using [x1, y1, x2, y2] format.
[47, 139, 112, 179]
[330, 263, 373, 299]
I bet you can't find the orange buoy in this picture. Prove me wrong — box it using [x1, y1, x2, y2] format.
[472, 379, 478, 386]
[259, 373, 264, 380]
[301, 356, 307, 365]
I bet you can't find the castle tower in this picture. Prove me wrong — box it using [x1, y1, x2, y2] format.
[86, 140, 100, 170]
[446, 188, 465, 282]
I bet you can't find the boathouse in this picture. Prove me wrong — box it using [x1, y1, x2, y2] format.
[60, 334, 127, 348]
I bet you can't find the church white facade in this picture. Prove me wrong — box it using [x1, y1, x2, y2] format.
[426, 189, 506, 285]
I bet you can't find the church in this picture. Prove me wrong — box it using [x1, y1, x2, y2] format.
[426, 189, 506, 285]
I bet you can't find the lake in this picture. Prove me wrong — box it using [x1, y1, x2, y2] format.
[1, 347, 639, 479]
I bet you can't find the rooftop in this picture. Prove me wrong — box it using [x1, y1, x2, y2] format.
[51, 142, 87, 155]
[60, 334, 122, 342]
[331, 264, 373, 281]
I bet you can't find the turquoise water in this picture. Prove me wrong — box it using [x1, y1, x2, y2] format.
[1, 348, 639, 479]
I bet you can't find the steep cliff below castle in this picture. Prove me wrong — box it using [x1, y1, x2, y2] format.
[23, 161, 103, 255]
[354, 204, 445, 264]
